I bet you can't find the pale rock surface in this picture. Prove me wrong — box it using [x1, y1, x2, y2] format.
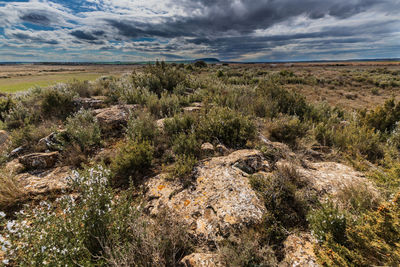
[16, 166, 72, 196]
[146, 150, 268, 241]
[280, 233, 319, 267]
[93, 104, 139, 132]
[278, 160, 378, 197]
[181, 253, 222, 267]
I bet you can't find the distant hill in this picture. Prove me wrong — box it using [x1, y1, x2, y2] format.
[193, 58, 220, 63]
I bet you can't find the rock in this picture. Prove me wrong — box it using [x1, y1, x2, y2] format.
[5, 159, 24, 174]
[278, 160, 378, 198]
[183, 106, 202, 113]
[280, 233, 319, 267]
[10, 146, 24, 157]
[93, 104, 139, 133]
[146, 150, 268, 242]
[37, 130, 65, 152]
[16, 166, 72, 196]
[156, 118, 167, 131]
[19, 152, 59, 170]
[0, 130, 9, 152]
[201, 143, 214, 157]
[73, 97, 106, 110]
[181, 253, 222, 267]
[215, 144, 229, 156]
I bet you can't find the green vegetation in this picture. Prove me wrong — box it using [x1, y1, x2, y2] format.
[0, 62, 400, 266]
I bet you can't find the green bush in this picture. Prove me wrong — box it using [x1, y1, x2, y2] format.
[164, 113, 197, 137]
[0, 96, 14, 121]
[197, 107, 256, 148]
[172, 132, 200, 157]
[362, 99, 400, 133]
[0, 166, 113, 265]
[41, 88, 75, 119]
[126, 111, 158, 142]
[64, 109, 101, 152]
[4, 102, 38, 129]
[268, 115, 308, 146]
[68, 79, 92, 97]
[194, 60, 207, 68]
[111, 139, 154, 184]
[312, 193, 400, 266]
[147, 91, 181, 118]
[169, 154, 197, 186]
[308, 201, 348, 244]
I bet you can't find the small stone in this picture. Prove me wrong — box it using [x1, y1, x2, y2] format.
[201, 143, 214, 156]
[183, 106, 201, 113]
[215, 144, 229, 155]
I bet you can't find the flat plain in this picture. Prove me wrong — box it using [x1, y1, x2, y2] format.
[0, 64, 138, 93]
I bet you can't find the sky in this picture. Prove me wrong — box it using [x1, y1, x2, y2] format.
[0, 0, 399, 62]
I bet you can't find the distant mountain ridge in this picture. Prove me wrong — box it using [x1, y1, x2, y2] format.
[193, 58, 220, 63]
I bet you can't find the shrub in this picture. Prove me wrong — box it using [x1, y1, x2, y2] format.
[172, 132, 200, 157]
[0, 96, 14, 121]
[41, 88, 75, 119]
[0, 166, 113, 265]
[194, 60, 207, 68]
[256, 80, 311, 119]
[10, 122, 55, 151]
[197, 107, 256, 148]
[64, 109, 101, 152]
[111, 139, 154, 185]
[164, 113, 197, 137]
[218, 230, 277, 266]
[308, 201, 348, 244]
[169, 154, 197, 186]
[4, 102, 38, 129]
[126, 111, 158, 142]
[267, 115, 308, 147]
[68, 79, 92, 97]
[132, 62, 187, 95]
[312, 193, 400, 266]
[147, 91, 181, 118]
[362, 99, 400, 133]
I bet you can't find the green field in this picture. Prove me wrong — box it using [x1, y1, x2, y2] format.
[0, 73, 103, 93]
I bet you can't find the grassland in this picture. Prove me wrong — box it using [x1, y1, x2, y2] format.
[0, 64, 137, 93]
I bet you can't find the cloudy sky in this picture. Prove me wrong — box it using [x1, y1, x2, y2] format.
[0, 0, 399, 62]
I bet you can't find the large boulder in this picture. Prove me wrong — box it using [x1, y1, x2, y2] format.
[16, 166, 72, 196]
[277, 160, 379, 198]
[18, 152, 59, 170]
[146, 150, 268, 241]
[93, 104, 139, 133]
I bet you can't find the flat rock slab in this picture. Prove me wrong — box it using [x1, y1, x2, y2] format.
[16, 166, 72, 196]
[146, 150, 268, 241]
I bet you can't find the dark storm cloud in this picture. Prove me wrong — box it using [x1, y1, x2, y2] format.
[70, 30, 98, 41]
[10, 32, 59, 45]
[105, 0, 388, 38]
[20, 12, 51, 26]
